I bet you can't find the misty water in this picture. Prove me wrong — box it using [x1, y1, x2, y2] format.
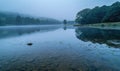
[0, 25, 120, 71]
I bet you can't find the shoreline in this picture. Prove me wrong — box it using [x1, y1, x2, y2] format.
[74, 22, 120, 30]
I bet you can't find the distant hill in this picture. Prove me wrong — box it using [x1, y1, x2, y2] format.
[0, 12, 61, 26]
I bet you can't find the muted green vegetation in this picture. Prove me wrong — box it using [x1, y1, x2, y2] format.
[74, 22, 120, 30]
[0, 12, 61, 26]
[75, 1, 120, 25]
[87, 22, 120, 27]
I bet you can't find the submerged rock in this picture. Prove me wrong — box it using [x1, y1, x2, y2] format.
[27, 43, 33, 46]
[107, 40, 120, 47]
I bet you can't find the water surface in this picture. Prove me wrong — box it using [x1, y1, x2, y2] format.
[0, 25, 120, 71]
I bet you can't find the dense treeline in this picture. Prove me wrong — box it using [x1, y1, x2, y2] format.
[76, 1, 120, 24]
[0, 12, 61, 26]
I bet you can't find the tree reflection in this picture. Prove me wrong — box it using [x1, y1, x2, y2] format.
[75, 27, 120, 48]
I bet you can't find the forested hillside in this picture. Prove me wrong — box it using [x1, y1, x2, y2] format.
[76, 1, 120, 24]
[0, 12, 61, 26]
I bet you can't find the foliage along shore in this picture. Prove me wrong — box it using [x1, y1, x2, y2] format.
[75, 1, 120, 25]
[74, 22, 120, 30]
[0, 12, 61, 26]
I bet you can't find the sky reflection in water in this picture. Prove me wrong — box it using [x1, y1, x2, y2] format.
[0, 25, 120, 71]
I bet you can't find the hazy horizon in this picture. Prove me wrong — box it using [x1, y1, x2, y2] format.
[0, 0, 119, 21]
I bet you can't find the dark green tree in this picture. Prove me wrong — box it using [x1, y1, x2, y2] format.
[16, 15, 22, 25]
[76, 1, 120, 25]
[75, 8, 91, 24]
[102, 2, 120, 22]
[63, 20, 67, 25]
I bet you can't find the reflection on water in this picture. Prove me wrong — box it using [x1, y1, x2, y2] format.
[0, 25, 60, 39]
[0, 25, 120, 71]
[76, 27, 120, 48]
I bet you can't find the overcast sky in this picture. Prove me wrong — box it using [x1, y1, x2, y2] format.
[0, 0, 119, 21]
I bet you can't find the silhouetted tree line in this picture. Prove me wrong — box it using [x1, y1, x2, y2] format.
[0, 12, 61, 26]
[76, 1, 120, 24]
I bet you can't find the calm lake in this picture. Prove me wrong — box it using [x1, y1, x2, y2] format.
[0, 25, 120, 71]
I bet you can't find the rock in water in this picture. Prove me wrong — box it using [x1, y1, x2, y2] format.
[27, 43, 33, 46]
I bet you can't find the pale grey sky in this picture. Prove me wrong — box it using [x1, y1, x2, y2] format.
[0, 0, 119, 20]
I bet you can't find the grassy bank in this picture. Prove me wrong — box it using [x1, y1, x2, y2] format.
[74, 22, 120, 30]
